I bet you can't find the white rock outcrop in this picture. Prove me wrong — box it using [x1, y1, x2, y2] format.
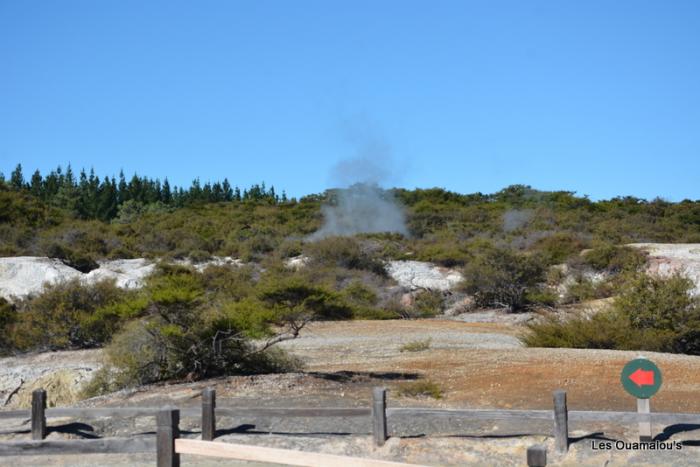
[629, 243, 700, 295]
[0, 257, 85, 300]
[0, 256, 243, 301]
[284, 255, 310, 270]
[86, 258, 156, 289]
[386, 260, 463, 291]
[174, 256, 244, 272]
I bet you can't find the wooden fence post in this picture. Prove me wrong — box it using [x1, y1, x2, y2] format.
[201, 387, 216, 441]
[31, 388, 47, 440]
[372, 387, 387, 447]
[527, 444, 547, 466]
[157, 408, 180, 467]
[552, 390, 568, 453]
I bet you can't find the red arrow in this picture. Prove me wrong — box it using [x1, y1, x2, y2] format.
[629, 369, 655, 387]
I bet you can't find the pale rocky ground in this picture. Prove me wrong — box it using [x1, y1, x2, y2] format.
[631, 243, 700, 295]
[0, 256, 156, 301]
[0, 256, 458, 301]
[384, 260, 463, 291]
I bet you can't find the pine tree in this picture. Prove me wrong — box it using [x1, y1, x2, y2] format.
[97, 176, 118, 220]
[30, 170, 43, 198]
[10, 164, 24, 190]
[118, 170, 128, 204]
[162, 178, 172, 204]
[54, 164, 79, 213]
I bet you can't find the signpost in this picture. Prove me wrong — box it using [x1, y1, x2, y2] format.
[621, 357, 662, 441]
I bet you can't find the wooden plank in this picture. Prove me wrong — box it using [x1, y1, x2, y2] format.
[0, 437, 154, 456]
[372, 387, 388, 447]
[387, 408, 554, 421]
[552, 390, 568, 453]
[31, 389, 46, 440]
[389, 408, 700, 424]
[569, 411, 700, 424]
[638, 398, 652, 442]
[41, 407, 200, 419]
[201, 388, 216, 441]
[175, 439, 426, 467]
[527, 444, 547, 467]
[46, 407, 159, 418]
[0, 410, 29, 420]
[215, 407, 371, 418]
[156, 409, 180, 467]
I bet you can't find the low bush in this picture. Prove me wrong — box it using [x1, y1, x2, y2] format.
[531, 233, 587, 265]
[304, 237, 386, 276]
[9, 279, 135, 351]
[582, 244, 646, 273]
[524, 272, 700, 354]
[561, 276, 614, 304]
[0, 298, 17, 355]
[461, 247, 545, 311]
[399, 338, 431, 352]
[397, 380, 443, 399]
[412, 290, 445, 317]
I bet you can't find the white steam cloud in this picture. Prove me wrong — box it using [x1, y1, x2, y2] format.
[309, 120, 408, 240]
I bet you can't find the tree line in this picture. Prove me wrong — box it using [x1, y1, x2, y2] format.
[2, 163, 288, 221]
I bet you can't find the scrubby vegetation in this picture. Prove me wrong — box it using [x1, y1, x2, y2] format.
[3, 166, 700, 265]
[1, 261, 388, 391]
[397, 379, 444, 399]
[524, 273, 700, 354]
[3, 164, 700, 386]
[399, 338, 432, 352]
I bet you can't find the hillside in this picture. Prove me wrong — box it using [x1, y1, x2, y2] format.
[3, 177, 700, 465]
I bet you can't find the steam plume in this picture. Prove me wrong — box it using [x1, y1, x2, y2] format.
[309, 122, 408, 239]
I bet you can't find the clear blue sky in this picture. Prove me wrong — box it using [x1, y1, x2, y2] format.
[2, 1, 699, 200]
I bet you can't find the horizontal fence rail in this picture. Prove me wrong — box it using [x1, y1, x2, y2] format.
[0, 437, 155, 456]
[1, 386, 700, 466]
[4, 407, 697, 424]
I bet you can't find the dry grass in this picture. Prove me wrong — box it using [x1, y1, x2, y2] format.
[397, 380, 443, 399]
[400, 338, 432, 352]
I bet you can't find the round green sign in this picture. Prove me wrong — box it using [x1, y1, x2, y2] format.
[621, 358, 662, 399]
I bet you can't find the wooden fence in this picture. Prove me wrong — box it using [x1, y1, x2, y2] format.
[1, 386, 698, 466]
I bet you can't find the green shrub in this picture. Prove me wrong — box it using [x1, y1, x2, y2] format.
[400, 338, 431, 352]
[524, 288, 558, 307]
[397, 380, 443, 399]
[200, 265, 256, 301]
[188, 249, 212, 263]
[0, 298, 17, 355]
[523, 312, 634, 349]
[45, 242, 99, 272]
[582, 244, 646, 273]
[304, 237, 386, 276]
[461, 247, 545, 311]
[412, 290, 444, 317]
[524, 272, 700, 354]
[530, 233, 587, 265]
[414, 239, 471, 267]
[257, 278, 354, 327]
[615, 272, 700, 332]
[83, 274, 310, 395]
[561, 276, 615, 304]
[10, 279, 133, 351]
[277, 239, 303, 258]
[342, 281, 378, 307]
